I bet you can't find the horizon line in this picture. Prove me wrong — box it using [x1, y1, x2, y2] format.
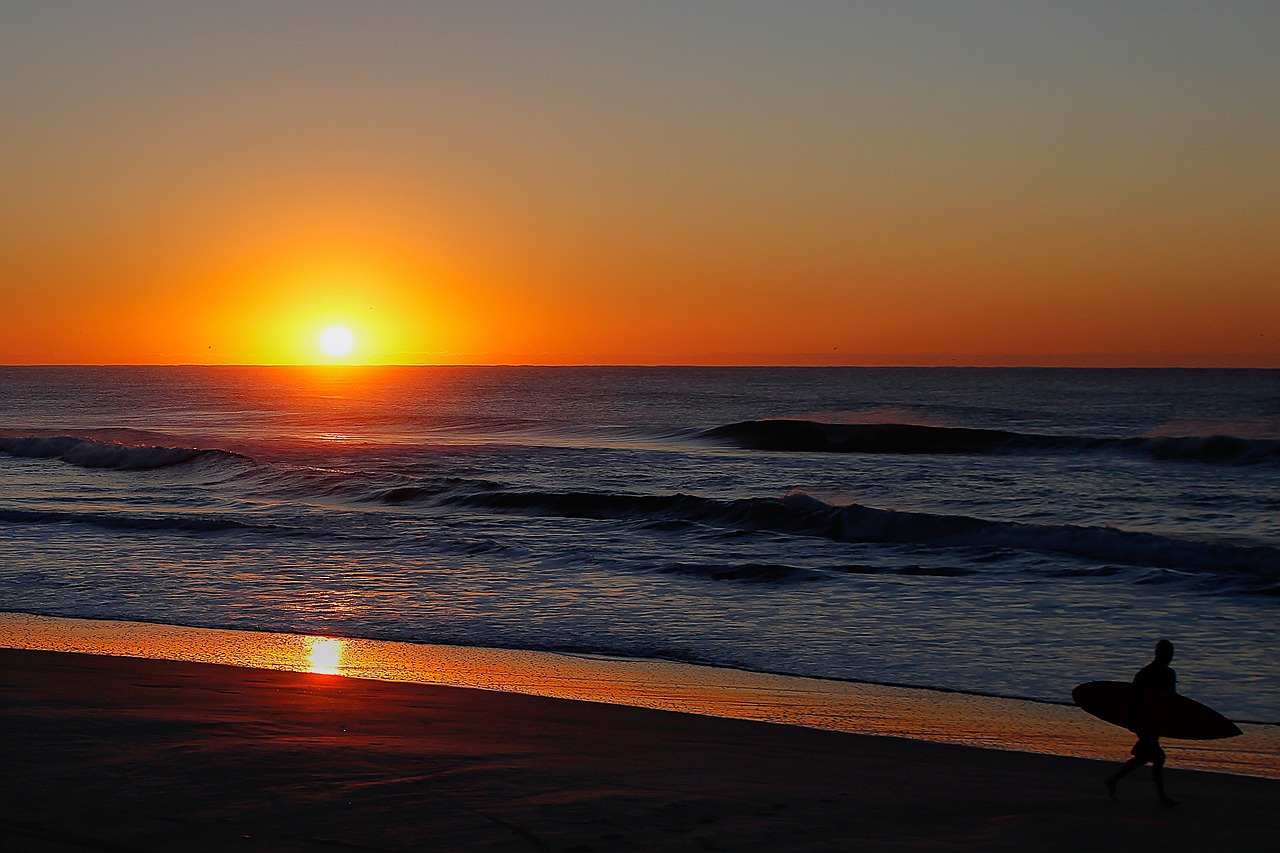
[3, 360, 1277, 370]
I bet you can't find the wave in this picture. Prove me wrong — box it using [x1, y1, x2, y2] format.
[369, 478, 504, 505]
[659, 562, 822, 583]
[701, 420, 1280, 465]
[657, 562, 974, 583]
[0, 507, 288, 535]
[1138, 434, 1280, 464]
[433, 487, 1279, 581]
[792, 493, 1278, 576]
[0, 435, 248, 471]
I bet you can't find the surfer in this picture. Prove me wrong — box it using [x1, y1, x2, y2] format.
[1104, 639, 1179, 807]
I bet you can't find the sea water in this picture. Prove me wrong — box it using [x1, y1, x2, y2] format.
[1, 366, 1276, 720]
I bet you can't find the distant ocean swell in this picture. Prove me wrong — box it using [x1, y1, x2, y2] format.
[704, 420, 1280, 465]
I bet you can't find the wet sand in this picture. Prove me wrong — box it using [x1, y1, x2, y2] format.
[5, 612, 1276, 780]
[2, 649, 1277, 852]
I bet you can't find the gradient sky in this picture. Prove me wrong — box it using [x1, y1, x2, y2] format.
[2, 1, 1276, 365]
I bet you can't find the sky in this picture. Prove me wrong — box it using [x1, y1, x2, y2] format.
[2, 1, 1277, 366]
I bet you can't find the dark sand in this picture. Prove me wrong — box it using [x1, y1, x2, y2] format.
[2, 649, 1276, 852]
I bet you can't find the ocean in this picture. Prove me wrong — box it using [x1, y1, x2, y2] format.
[1, 366, 1276, 721]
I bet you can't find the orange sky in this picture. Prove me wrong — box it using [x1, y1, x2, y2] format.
[2, 3, 1276, 366]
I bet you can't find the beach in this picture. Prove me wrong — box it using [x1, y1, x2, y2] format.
[3, 648, 1277, 852]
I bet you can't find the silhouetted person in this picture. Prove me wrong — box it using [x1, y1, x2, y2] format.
[1105, 639, 1179, 807]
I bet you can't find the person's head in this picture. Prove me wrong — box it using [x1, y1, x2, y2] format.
[1154, 639, 1174, 664]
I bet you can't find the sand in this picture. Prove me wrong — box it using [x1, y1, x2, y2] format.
[2, 649, 1277, 852]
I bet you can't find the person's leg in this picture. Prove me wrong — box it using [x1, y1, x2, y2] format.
[1152, 749, 1178, 808]
[1105, 756, 1144, 798]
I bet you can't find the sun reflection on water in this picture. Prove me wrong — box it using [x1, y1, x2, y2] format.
[307, 637, 344, 674]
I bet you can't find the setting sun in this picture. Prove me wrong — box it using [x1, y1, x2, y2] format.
[319, 325, 355, 359]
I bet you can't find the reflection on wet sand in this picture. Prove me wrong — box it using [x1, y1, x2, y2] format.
[2, 611, 1276, 779]
[307, 637, 343, 674]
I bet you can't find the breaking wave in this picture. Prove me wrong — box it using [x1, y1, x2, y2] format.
[428, 487, 1279, 580]
[702, 420, 1280, 465]
[0, 435, 248, 471]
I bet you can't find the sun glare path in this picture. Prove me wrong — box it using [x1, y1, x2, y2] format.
[319, 325, 355, 359]
[307, 637, 344, 674]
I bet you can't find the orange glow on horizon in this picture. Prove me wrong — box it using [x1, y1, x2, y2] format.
[214, 244, 454, 366]
[1, 189, 1276, 367]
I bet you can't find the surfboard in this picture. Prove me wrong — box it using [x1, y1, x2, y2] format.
[1072, 681, 1242, 740]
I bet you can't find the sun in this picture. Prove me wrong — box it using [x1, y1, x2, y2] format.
[318, 325, 355, 359]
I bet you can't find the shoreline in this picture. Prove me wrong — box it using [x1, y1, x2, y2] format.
[4, 611, 1277, 780]
[4, 647, 1278, 852]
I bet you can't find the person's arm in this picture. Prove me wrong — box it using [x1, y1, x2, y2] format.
[1127, 670, 1146, 730]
